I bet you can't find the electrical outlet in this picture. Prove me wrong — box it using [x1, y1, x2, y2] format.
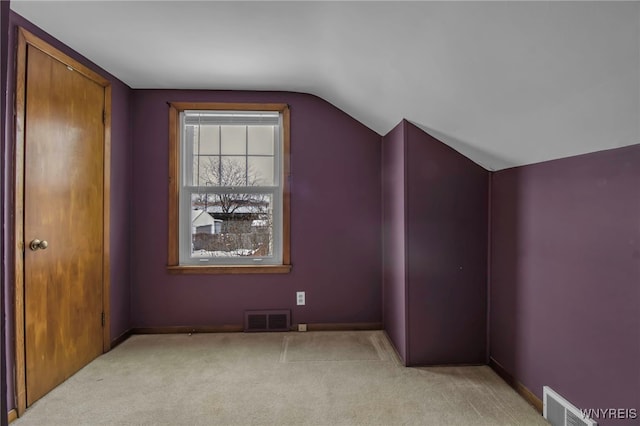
[296, 291, 305, 306]
[298, 323, 307, 332]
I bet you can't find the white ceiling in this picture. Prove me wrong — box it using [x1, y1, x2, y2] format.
[11, 1, 640, 170]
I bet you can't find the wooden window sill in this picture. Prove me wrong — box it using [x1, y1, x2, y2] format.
[166, 265, 292, 275]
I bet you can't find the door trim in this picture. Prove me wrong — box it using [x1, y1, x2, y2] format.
[13, 27, 112, 416]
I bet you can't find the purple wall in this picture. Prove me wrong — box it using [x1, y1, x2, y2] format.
[405, 122, 488, 365]
[382, 121, 489, 366]
[490, 144, 640, 425]
[382, 121, 408, 364]
[130, 90, 382, 328]
[109, 83, 133, 342]
[3, 12, 133, 412]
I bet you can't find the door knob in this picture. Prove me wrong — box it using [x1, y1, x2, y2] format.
[29, 239, 48, 251]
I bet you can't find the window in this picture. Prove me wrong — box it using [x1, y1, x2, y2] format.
[168, 103, 291, 274]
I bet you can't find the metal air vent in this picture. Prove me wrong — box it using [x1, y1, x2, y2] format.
[244, 310, 290, 332]
[543, 386, 597, 426]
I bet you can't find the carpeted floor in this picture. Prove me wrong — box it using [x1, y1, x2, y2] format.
[13, 331, 548, 425]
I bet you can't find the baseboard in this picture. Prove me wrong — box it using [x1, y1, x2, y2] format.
[381, 330, 407, 366]
[131, 325, 244, 334]
[130, 323, 381, 335]
[306, 322, 382, 331]
[8, 409, 17, 423]
[489, 357, 543, 413]
[110, 329, 133, 349]
[410, 361, 486, 368]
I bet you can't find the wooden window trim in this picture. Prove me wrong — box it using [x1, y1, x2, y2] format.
[167, 265, 292, 275]
[167, 102, 291, 274]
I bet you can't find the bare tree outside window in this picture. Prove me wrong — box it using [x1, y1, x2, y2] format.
[191, 157, 273, 258]
[198, 157, 260, 213]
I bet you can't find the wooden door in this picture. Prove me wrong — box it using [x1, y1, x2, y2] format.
[19, 35, 107, 407]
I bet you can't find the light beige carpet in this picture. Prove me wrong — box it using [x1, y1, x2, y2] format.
[13, 331, 548, 426]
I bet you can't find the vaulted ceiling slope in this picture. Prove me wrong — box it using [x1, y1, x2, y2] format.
[11, 1, 640, 170]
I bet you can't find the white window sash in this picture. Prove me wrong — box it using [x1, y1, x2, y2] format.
[178, 111, 283, 266]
